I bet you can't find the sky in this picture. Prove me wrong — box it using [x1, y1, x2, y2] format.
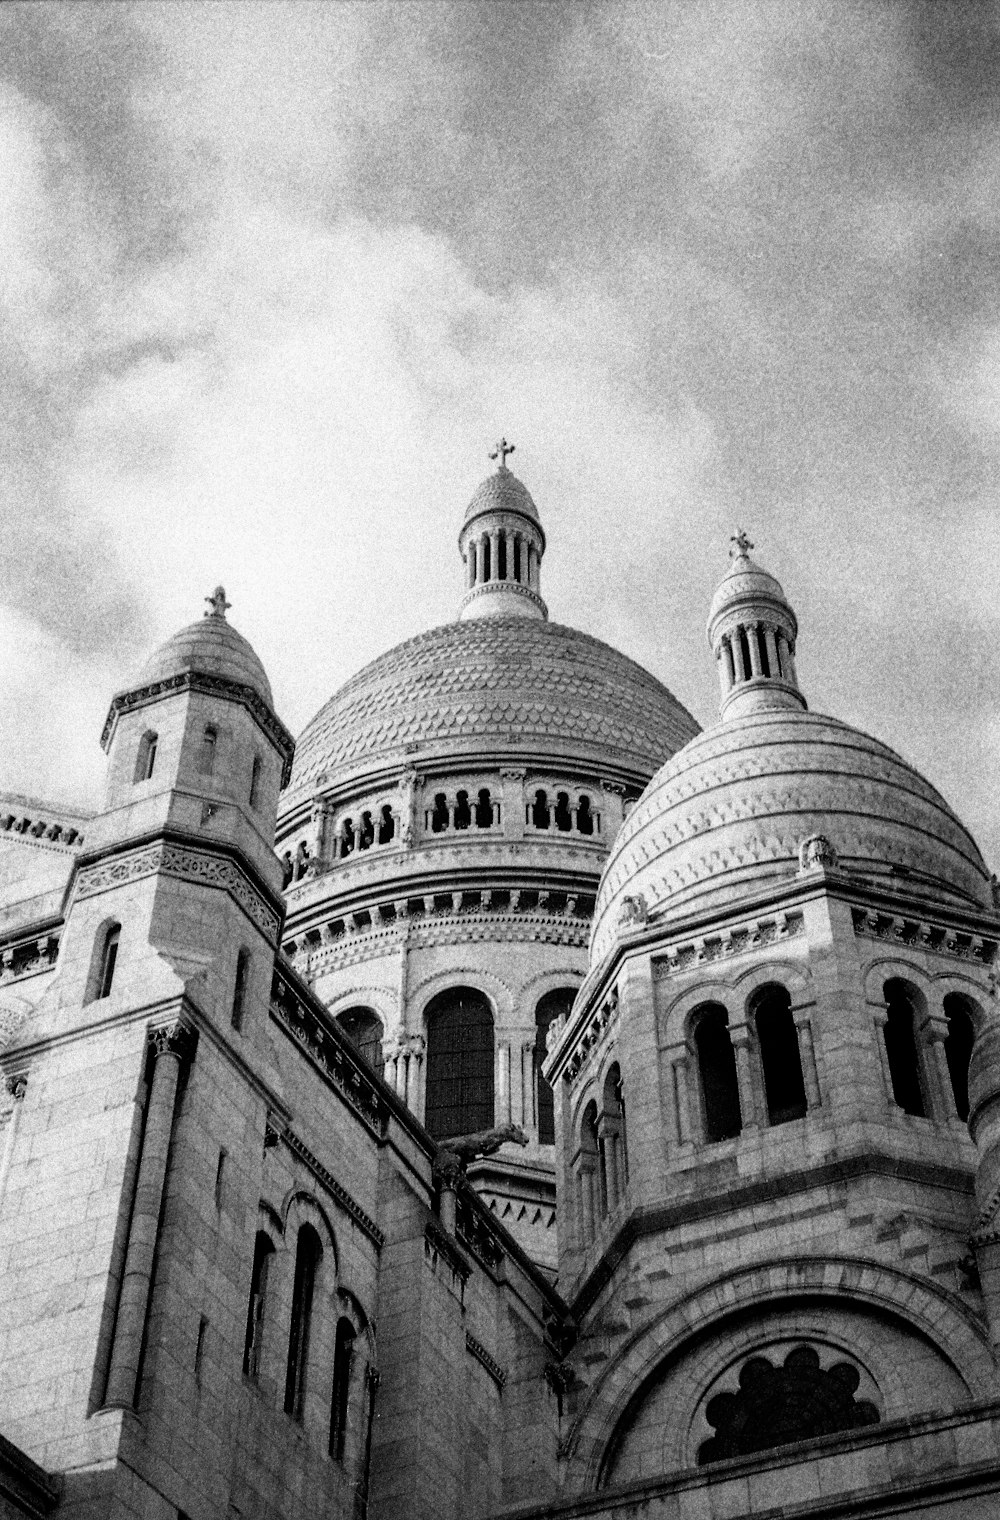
[2, 1, 1000, 868]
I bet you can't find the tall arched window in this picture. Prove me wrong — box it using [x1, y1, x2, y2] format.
[693, 1004, 742, 1142]
[377, 804, 395, 844]
[284, 1224, 322, 1420]
[752, 985, 807, 1125]
[134, 730, 158, 783]
[474, 788, 494, 828]
[329, 1318, 356, 1461]
[534, 988, 576, 1146]
[454, 791, 472, 830]
[554, 792, 572, 831]
[92, 923, 121, 1002]
[243, 1231, 275, 1380]
[424, 987, 494, 1139]
[531, 790, 550, 828]
[584, 1099, 606, 1219]
[249, 755, 263, 810]
[231, 948, 251, 1031]
[336, 1007, 384, 1073]
[198, 724, 218, 776]
[882, 979, 926, 1117]
[943, 993, 977, 1122]
[602, 1062, 627, 1203]
[577, 795, 595, 835]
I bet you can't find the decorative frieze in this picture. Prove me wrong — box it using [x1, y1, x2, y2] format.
[74, 842, 281, 943]
[269, 965, 390, 1138]
[455, 1188, 506, 1274]
[564, 989, 619, 1086]
[281, 1127, 384, 1250]
[0, 932, 59, 986]
[424, 1220, 470, 1295]
[851, 908, 996, 965]
[465, 1332, 507, 1389]
[652, 910, 806, 979]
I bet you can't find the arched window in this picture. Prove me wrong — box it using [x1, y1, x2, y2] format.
[581, 1099, 604, 1230]
[882, 979, 926, 1117]
[243, 1231, 275, 1380]
[535, 988, 576, 1145]
[737, 627, 753, 682]
[430, 793, 449, 834]
[294, 842, 310, 881]
[577, 795, 595, 835]
[554, 792, 572, 831]
[481, 534, 491, 581]
[752, 985, 807, 1126]
[284, 1224, 322, 1420]
[93, 923, 121, 1002]
[756, 627, 771, 677]
[134, 730, 158, 783]
[454, 791, 471, 830]
[475, 788, 494, 828]
[281, 852, 293, 888]
[231, 948, 250, 1031]
[424, 987, 494, 1139]
[513, 537, 522, 581]
[531, 790, 550, 829]
[198, 724, 217, 776]
[336, 1007, 384, 1072]
[329, 1318, 356, 1461]
[693, 1004, 742, 1142]
[340, 818, 355, 857]
[358, 811, 375, 851]
[497, 535, 508, 580]
[249, 755, 263, 810]
[943, 993, 977, 1122]
[377, 804, 395, 844]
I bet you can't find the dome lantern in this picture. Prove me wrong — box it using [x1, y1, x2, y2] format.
[707, 531, 806, 720]
[457, 440, 548, 622]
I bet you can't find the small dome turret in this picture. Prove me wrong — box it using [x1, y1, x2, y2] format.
[707, 532, 805, 720]
[135, 586, 274, 708]
[458, 440, 548, 622]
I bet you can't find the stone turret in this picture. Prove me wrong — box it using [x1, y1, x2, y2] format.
[707, 530, 806, 720]
[458, 439, 548, 621]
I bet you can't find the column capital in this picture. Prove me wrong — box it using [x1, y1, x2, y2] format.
[148, 1020, 197, 1063]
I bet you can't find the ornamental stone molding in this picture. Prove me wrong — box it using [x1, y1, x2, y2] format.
[651, 910, 806, 979]
[851, 908, 996, 965]
[563, 989, 620, 1087]
[280, 1125, 384, 1250]
[270, 966, 390, 1138]
[0, 932, 60, 986]
[74, 841, 281, 943]
[465, 1332, 507, 1389]
[148, 1019, 197, 1063]
[101, 669, 295, 786]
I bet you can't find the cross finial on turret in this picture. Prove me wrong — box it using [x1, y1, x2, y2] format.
[204, 585, 231, 619]
[489, 437, 515, 470]
[730, 528, 754, 560]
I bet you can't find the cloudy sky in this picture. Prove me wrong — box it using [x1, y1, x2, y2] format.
[2, 2, 1000, 866]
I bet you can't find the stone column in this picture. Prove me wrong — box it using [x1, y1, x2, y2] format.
[728, 1022, 758, 1130]
[792, 1010, 822, 1109]
[405, 1035, 425, 1112]
[716, 646, 730, 701]
[434, 1152, 462, 1235]
[104, 1021, 194, 1408]
[0, 1074, 27, 1215]
[745, 623, 762, 678]
[489, 530, 500, 582]
[785, 640, 800, 685]
[497, 1041, 511, 1125]
[500, 768, 526, 840]
[505, 531, 516, 581]
[467, 547, 475, 589]
[871, 1007, 896, 1107]
[577, 1159, 596, 1246]
[764, 626, 780, 679]
[598, 1119, 620, 1212]
[924, 1013, 955, 1119]
[521, 1041, 535, 1128]
[774, 629, 788, 679]
[670, 1053, 691, 1144]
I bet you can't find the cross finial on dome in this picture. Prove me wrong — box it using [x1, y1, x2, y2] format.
[730, 528, 754, 560]
[489, 437, 515, 471]
[204, 585, 231, 620]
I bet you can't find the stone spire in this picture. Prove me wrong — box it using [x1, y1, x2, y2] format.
[457, 442, 548, 622]
[706, 533, 806, 720]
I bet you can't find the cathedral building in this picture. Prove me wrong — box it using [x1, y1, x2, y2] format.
[1, 449, 999, 1519]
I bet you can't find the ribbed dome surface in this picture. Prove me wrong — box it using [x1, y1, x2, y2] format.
[463, 468, 541, 528]
[136, 617, 273, 707]
[708, 554, 790, 627]
[287, 618, 699, 797]
[592, 708, 992, 964]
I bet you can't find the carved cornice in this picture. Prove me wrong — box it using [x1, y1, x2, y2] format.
[457, 581, 548, 618]
[0, 931, 60, 986]
[424, 1220, 471, 1289]
[281, 1126, 384, 1250]
[269, 966, 391, 1139]
[456, 1187, 507, 1275]
[74, 841, 281, 944]
[852, 908, 996, 966]
[466, 1332, 507, 1389]
[101, 670, 295, 787]
[651, 909, 806, 979]
[287, 902, 591, 975]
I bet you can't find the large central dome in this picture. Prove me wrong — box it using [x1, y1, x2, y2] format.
[287, 616, 699, 798]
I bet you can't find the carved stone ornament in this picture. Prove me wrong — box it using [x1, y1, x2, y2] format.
[798, 834, 838, 872]
[75, 842, 280, 944]
[148, 1021, 196, 1062]
[617, 893, 649, 931]
[5, 1073, 28, 1103]
[432, 1150, 465, 1190]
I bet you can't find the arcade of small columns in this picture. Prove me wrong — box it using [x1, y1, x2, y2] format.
[715, 618, 799, 698]
[463, 527, 541, 592]
[381, 1026, 547, 1134]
